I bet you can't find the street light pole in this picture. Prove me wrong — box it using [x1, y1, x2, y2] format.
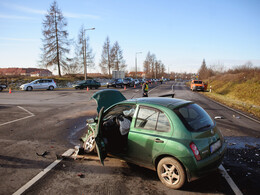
[84, 27, 95, 80]
[135, 52, 142, 79]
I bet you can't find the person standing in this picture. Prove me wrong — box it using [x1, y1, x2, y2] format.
[142, 80, 149, 97]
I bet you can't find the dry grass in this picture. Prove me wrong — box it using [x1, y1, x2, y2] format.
[203, 70, 260, 118]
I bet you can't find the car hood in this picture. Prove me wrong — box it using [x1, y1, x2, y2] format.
[91, 89, 126, 113]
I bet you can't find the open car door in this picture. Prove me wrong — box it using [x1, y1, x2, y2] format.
[95, 107, 107, 165]
[91, 89, 126, 113]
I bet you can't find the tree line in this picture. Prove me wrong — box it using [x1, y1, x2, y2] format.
[40, 1, 126, 77]
[40, 1, 167, 78]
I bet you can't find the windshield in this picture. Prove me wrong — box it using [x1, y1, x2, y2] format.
[78, 80, 86, 84]
[194, 81, 203, 84]
[174, 103, 214, 132]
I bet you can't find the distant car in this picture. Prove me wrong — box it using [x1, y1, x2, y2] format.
[107, 78, 124, 88]
[123, 77, 135, 87]
[20, 79, 57, 91]
[138, 78, 145, 85]
[81, 89, 226, 189]
[190, 80, 205, 91]
[73, 79, 101, 89]
[134, 79, 140, 86]
[0, 78, 7, 92]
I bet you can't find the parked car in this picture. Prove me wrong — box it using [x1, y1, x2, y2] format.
[134, 79, 140, 86]
[123, 77, 135, 87]
[81, 89, 226, 189]
[20, 79, 57, 91]
[0, 78, 7, 92]
[106, 78, 124, 88]
[73, 79, 101, 89]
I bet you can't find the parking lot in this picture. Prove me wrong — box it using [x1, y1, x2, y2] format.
[0, 82, 259, 194]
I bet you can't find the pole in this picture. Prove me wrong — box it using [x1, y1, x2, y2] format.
[135, 54, 137, 79]
[135, 52, 142, 79]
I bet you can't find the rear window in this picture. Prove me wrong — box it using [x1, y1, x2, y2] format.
[174, 104, 214, 132]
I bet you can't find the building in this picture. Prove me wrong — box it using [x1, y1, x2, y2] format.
[0, 68, 52, 77]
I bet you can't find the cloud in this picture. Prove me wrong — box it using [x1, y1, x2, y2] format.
[0, 37, 39, 42]
[0, 14, 35, 20]
[2, 2, 46, 15]
[64, 12, 100, 20]
[2, 2, 100, 19]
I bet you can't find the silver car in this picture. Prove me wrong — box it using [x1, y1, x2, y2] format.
[20, 79, 57, 91]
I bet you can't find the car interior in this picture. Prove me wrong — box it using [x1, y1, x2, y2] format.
[101, 105, 136, 153]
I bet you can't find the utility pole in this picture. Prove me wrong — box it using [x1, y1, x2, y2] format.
[135, 52, 142, 79]
[83, 27, 95, 80]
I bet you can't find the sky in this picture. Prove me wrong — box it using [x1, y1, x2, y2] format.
[0, 0, 259, 74]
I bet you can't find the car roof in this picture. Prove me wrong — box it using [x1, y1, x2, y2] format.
[123, 97, 192, 110]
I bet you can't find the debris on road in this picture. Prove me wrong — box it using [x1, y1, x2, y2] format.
[215, 116, 224, 119]
[36, 151, 49, 157]
[77, 173, 85, 178]
[232, 115, 241, 119]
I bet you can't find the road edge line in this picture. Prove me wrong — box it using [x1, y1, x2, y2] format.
[13, 148, 74, 195]
[195, 90, 260, 124]
[219, 165, 243, 195]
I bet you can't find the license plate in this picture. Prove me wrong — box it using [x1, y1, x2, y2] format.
[210, 140, 221, 153]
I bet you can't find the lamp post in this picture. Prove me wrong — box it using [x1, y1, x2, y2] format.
[83, 27, 95, 80]
[135, 52, 142, 79]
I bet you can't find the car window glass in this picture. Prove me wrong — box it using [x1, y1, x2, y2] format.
[135, 107, 158, 130]
[157, 112, 170, 132]
[103, 104, 136, 121]
[174, 104, 214, 132]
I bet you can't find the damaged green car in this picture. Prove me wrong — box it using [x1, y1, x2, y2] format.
[81, 89, 226, 189]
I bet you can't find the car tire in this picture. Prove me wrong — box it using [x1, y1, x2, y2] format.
[26, 86, 33, 91]
[157, 157, 186, 189]
[107, 85, 109, 88]
[0, 87, 3, 92]
[95, 86, 98, 89]
[83, 130, 96, 153]
[49, 86, 54, 90]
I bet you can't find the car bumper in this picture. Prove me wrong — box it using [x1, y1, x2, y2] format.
[20, 86, 26, 90]
[181, 142, 227, 182]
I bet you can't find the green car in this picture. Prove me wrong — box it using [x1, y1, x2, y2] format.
[73, 79, 101, 89]
[82, 89, 226, 189]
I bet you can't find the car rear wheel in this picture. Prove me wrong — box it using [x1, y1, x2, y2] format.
[83, 130, 96, 153]
[157, 157, 186, 189]
[26, 86, 32, 91]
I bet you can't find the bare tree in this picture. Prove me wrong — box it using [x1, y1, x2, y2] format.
[111, 41, 126, 71]
[40, 1, 70, 77]
[143, 52, 152, 77]
[77, 25, 95, 79]
[99, 36, 113, 75]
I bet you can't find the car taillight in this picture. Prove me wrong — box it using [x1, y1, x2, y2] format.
[190, 142, 201, 161]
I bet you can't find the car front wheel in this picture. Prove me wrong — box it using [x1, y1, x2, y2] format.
[157, 157, 186, 189]
[49, 86, 54, 90]
[83, 130, 96, 153]
[26, 86, 33, 91]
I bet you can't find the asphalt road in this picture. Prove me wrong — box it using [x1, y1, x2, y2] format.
[0, 81, 259, 195]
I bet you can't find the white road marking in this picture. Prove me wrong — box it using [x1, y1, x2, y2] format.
[219, 165, 243, 195]
[206, 97, 260, 124]
[13, 148, 74, 195]
[0, 106, 35, 127]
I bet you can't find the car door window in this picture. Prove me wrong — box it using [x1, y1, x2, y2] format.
[135, 107, 170, 132]
[135, 107, 158, 130]
[157, 112, 170, 132]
